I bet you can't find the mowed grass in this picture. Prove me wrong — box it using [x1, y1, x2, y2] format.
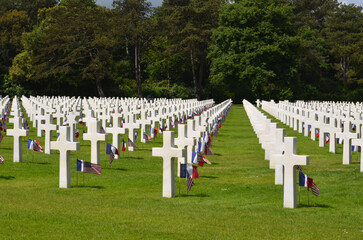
[0, 104, 362, 239]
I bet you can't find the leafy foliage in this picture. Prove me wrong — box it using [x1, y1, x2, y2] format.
[0, 0, 362, 101]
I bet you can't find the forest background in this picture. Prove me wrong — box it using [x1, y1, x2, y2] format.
[0, 0, 362, 103]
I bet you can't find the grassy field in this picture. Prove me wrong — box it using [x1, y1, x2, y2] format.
[0, 104, 362, 239]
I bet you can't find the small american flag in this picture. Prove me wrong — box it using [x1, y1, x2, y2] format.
[143, 132, 151, 141]
[100, 126, 106, 134]
[0, 155, 4, 164]
[33, 140, 44, 152]
[83, 161, 102, 175]
[186, 172, 194, 192]
[311, 182, 319, 196]
[128, 138, 137, 148]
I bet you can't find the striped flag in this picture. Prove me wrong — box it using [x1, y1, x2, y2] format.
[128, 138, 137, 148]
[143, 132, 151, 141]
[325, 133, 330, 143]
[311, 182, 320, 196]
[100, 126, 106, 134]
[0, 155, 4, 164]
[186, 171, 194, 192]
[204, 143, 214, 155]
[77, 159, 101, 175]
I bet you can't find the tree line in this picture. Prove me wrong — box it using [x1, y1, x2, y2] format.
[0, 0, 362, 102]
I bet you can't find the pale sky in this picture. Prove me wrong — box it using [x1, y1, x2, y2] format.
[96, 0, 362, 9]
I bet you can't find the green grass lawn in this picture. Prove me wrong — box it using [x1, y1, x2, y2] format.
[0, 104, 362, 239]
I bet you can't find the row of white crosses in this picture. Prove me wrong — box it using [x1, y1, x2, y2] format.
[0, 95, 11, 121]
[7, 97, 28, 163]
[261, 100, 363, 172]
[244, 99, 309, 208]
[14, 95, 215, 189]
[152, 99, 232, 198]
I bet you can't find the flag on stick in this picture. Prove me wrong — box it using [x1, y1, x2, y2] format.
[106, 143, 119, 163]
[128, 138, 137, 148]
[122, 139, 126, 151]
[143, 132, 151, 141]
[77, 159, 101, 175]
[186, 171, 194, 192]
[0, 155, 4, 164]
[28, 139, 43, 152]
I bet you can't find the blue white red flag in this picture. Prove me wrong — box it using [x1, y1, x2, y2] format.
[77, 159, 101, 175]
[122, 139, 126, 151]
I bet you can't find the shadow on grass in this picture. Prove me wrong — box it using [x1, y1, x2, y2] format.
[127, 157, 143, 160]
[105, 167, 127, 171]
[28, 162, 51, 165]
[298, 203, 332, 208]
[74, 185, 104, 189]
[0, 175, 15, 180]
[213, 153, 222, 156]
[200, 176, 218, 179]
[178, 193, 209, 198]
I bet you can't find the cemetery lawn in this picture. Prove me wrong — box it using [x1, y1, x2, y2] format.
[0, 104, 362, 239]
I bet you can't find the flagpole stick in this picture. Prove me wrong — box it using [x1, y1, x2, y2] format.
[105, 143, 107, 168]
[179, 162, 181, 196]
[83, 172, 85, 185]
[298, 186, 300, 205]
[77, 171, 78, 186]
[308, 190, 309, 206]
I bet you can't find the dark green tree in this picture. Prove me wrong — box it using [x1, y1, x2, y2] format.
[209, 0, 300, 101]
[113, 0, 154, 98]
[324, 4, 363, 88]
[0, 0, 59, 24]
[0, 10, 31, 76]
[10, 0, 115, 96]
[155, 0, 225, 99]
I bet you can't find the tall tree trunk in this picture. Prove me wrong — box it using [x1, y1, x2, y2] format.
[95, 75, 105, 97]
[135, 44, 142, 98]
[340, 56, 349, 88]
[198, 59, 204, 97]
[190, 48, 200, 100]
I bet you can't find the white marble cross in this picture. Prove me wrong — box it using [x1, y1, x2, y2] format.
[175, 124, 196, 177]
[7, 111, 29, 162]
[123, 114, 141, 151]
[35, 107, 46, 137]
[351, 137, 363, 172]
[336, 120, 357, 165]
[66, 112, 79, 142]
[106, 114, 125, 159]
[39, 113, 57, 154]
[50, 126, 80, 188]
[137, 107, 151, 143]
[83, 118, 107, 164]
[270, 137, 309, 208]
[152, 131, 185, 198]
